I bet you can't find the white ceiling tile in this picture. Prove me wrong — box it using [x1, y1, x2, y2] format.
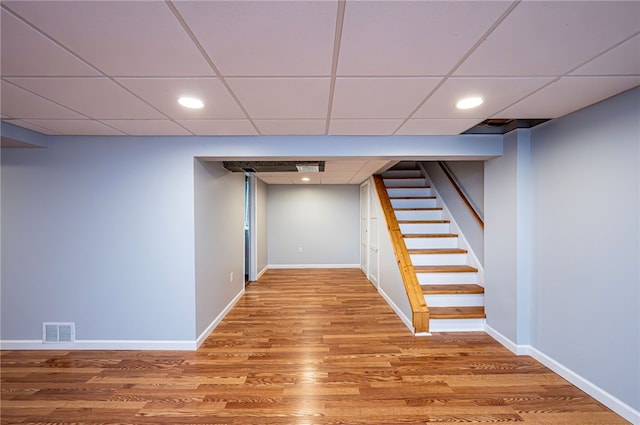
[176, 120, 258, 136]
[117, 78, 245, 119]
[329, 119, 403, 135]
[496, 77, 640, 119]
[1, 80, 86, 119]
[20, 119, 125, 136]
[174, 1, 337, 76]
[295, 174, 322, 184]
[99, 120, 192, 136]
[571, 34, 640, 76]
[353, 160, 394, 179]
[257, 176, 294, 185]
[10, 119, 62, 135]
[254, 120, 326, 135]
[338, 1, 512, 76]
[3, 1, 213, 77]
[1, 9, 99, 77]
[324, 160, 369, 172]
[413, 77, 555, 119]
[320, 176, 351, 184]
[332, 78, 441, 118]
[456, 1, 640, 76]
[6, 78, 165, 119]
[227, 78, 330, 119]
[397, 119, 483, 135]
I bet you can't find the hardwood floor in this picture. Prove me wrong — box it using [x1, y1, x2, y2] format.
[1, 269, 629, 424]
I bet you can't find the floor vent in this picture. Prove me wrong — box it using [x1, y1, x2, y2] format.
[42, 322, 75, 343]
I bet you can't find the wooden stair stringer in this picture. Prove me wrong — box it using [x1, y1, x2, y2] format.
[373, 175, 430, 334]
[380, 163, 486, 330]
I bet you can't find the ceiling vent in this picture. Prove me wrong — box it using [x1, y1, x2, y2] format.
[463, 118, 550, 134]
[42, 322, 75, 343]
[223, 161, 325, 173]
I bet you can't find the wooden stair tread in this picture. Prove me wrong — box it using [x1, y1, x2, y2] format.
[398, 220, 450, 224]
[388, 196, 436, 200]
[423, 284, 484, 295]
[429, 306, 486, 319]
[393, 207, 443, 211]
[382, 176, 425, 179]
[403, 233, 458, 238]
[414, 265, 478, 273]
[387, 185, 432, 189]
[408, 248, 467, 254]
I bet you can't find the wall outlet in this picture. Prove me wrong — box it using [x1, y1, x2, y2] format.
[298, 247, 303, 253]
[229, 272, 234, 282]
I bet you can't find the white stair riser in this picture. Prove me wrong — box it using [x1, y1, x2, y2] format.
[410, 253, 468, 266]
[425, 294, 484, 307]
[428, 319, 485, 332]
[391, 199, 437, 209]
[384, 178, 426, 187]
[404, 237, 458, 249]
[387, 188, 432, 197]
[400, 223, 450, 234]
[382, 170, 422, 178]
[394, 210, 443, 221]
[417, 272, 478, 284]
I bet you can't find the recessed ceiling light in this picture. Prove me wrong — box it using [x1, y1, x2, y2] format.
[456, 97, 483, 110]
[178, 96, 204, 109]
[301, 177, 311, 182]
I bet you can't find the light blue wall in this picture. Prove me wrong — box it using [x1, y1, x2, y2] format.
[194, 160, 244, 338]
[0, 133, 502, 345]
[530, 87, 640, 412]
[444, 161, 484, 216]
[423, 161, 484, 265]
[484, 131, 521, 343]
[1, 138, 197, 341]
[267, 185, 360, 266]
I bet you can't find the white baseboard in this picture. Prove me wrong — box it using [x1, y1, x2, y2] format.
[268, 264, 360, 269]
[195, 288, 245, 349]
[256, 266, 268, 280]
[484, 325, 640, 424]
[484, 324, 521, 354]
[377, 287, 414, 333]
[1, 289, 247, 352]
[0, 339, 197, 351]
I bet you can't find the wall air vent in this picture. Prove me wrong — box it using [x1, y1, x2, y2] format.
[42, 322, 75, 343]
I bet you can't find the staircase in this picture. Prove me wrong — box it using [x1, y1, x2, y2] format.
[381, 162, 485, 332]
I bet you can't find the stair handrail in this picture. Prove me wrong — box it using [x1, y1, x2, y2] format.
[373, 175, 430, 333]
[436, 161, 484, 229]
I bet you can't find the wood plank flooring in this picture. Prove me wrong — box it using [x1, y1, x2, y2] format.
[1, 269, 629, 424]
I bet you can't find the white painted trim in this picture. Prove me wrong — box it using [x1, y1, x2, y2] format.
[429, 318, 485, 332]
[268, 264, 360, 269]
[485, 325, 640, 424]
[377, 287, 414, 333]
[195, 288, 245, 349]
[484, 324, 525, 355]
[0, 339, 197, 351]
[256, 265, 268, 280]
[524, 346, 640, 425]
[248, 174, 258, 282]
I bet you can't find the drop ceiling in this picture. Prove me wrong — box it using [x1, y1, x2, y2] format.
[0, 0, 637, 139]
[3, 1, 638, 186]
